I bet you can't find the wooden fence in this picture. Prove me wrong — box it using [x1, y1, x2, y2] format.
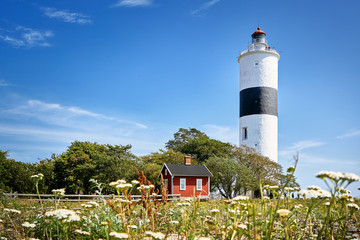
[3, 193, 181, 202]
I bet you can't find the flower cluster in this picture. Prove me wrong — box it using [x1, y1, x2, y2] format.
[74, 229, 91, 236]
[109, 231, 129, 239]
[336, 187, 351, 194]
[137, 184, 155, 191]
[45, 209, 80, 222]
[22, 221, 36, 228]
[145, 231, 166, 239]
[346, 203, 360, 210]
[52, 188, 65, 196]
[4, 208, 21, 214]
[31, 173, 44, 180]
[232, 195, 249, 201]
[315, 171, 360, 182]
[277, 209, 291, 218]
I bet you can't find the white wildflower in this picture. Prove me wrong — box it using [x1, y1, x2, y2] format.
[109, 179, 127, 186]
[109, 231, 129, 239]
[308, 190, 321, 198]
[131, 180, 139, 185]
[74, 229, 91, 235]
[4, 208, 21, 214]
[170, 220, 179, 224]
[31, 173, 44, 180]
[210, 209, 220, 213]
[347, 203, 360, 210]
[22, 221, 36, 228]
[315, 171, 343, 181]
[81, 204, 93, 208]
[238, 223, 247, 229]
[45, 209, 80, 222]
[336, 187, 351, 194]
[52, 188, 65, 196]
[88, 201, 99, 207]
[342, 173, 360, 182]
[127, 225, 138, 229]
[307, 185, 321, 191]
[194, 237, 211, 240]
[277, 209, 291, 217]
[339, 194, 354, 202]
[145, 231, 165, 239]
[115, 183, 132, 189]
[232, 195, 249, 201]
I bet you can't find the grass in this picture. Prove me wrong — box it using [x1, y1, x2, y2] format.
[0, 170, 359, 239]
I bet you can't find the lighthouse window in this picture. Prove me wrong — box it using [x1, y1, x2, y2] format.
[242, 127, 248, 140]
[254, 61, 259, 67]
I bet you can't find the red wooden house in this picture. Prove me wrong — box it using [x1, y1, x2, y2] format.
[160, 156, 213, 198]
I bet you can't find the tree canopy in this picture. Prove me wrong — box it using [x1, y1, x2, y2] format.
[0, 128, 296, 198]
[52, 141, 139, 194]
[165, 128, 233, 163]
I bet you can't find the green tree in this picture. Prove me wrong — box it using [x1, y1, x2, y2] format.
[0, 150, 36, 193]
[36, 159, 55, 193]
[232, 145, 282, 196]
[205, 156, 256, 198]
[53, 141, 138, 194]
[165, 128, 207, 150]
[166, 128, 233, 163]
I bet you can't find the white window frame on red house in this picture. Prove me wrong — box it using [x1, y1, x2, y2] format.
[180, 178, 186, 191]
[196, 179, 202, 191]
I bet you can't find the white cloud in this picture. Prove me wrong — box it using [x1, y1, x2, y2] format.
[42, 7, 92, 24]
[337, 130, 360, 139]
[4, 99, 147, 129]
[0, 26, 53, 48]
[0, 79, 9, 87]
[202, 124, 238, 144]
[0, 99, 163, 161]
[191, 0, 221, 15]
[113, 0, 152, 7]
[279, 140, 326, 157]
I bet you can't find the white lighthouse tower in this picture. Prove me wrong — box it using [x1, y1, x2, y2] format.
[238, 27, 280, 162]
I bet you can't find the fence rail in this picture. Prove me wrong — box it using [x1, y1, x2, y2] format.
[3, 193, 181, 202]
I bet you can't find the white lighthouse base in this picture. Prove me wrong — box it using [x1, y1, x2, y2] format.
[240, 114, 278, 162]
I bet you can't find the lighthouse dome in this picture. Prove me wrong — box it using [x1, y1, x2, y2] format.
[251, 27, 266, 43]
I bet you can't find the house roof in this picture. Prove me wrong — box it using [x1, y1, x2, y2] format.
[163, 163, 213, 177]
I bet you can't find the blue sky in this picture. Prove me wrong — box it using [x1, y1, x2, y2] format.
[1, 0, 359, 196]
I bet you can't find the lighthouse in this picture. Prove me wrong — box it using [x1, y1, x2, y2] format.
[238, 27, 280, 162]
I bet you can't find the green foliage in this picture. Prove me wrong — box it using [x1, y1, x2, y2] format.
[205, 146, 281, 198]
[53, 141, 139, 194]
[165, 128, 233, 163]
[205, 156, 256, 198]
[0, 150, 36, 193]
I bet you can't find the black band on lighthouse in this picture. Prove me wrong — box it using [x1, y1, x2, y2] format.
[240, 87, 278, 117]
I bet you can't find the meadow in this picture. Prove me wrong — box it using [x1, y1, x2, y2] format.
[0, 170, 359, 240]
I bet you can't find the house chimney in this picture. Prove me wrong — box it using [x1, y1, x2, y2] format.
[184, 156, 191, 165]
